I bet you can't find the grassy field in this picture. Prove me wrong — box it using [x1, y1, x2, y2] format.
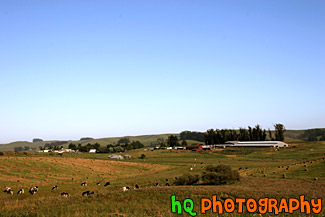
[0, 141, 324, 216]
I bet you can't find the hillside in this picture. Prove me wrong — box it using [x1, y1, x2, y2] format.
[0, 134, 178, 151]
[0, 128, 324, 151]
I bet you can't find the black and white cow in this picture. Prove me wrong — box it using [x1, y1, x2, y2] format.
[52, 185, 58, 191]
[29, 186, 38, 195]
[122, 186, 129, 192]
[81, 182, 87, 186]
[17, 189, 24, 194]
[82, 191, 94, 196]
[104, 182, 110, 187]
[61, 192, 69, 197]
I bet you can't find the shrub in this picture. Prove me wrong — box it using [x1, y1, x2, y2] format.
[174, 174, 199, 186]
[139, 154, 146, 159]
[202, 164, 240, 185]
[0, 152, 3, 156]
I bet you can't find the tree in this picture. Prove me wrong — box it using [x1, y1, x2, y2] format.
[181, 140, 187, 146]
[167, 135, 179, 147]
[268, 129, 273, 141]
[68, 143, 77, 150]
[274, 123, 286, 141]
[117, 137, 130, 144]
[201, 165, 240, 185]
[204, 129, 216, 145]
[33, 138, 43, 143]
[157, 137, 166, 147]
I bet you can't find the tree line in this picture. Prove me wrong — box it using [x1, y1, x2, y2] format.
[67, 139, 144, 153]
[204, 123, 285, 145]
[166, 123, 286, 147]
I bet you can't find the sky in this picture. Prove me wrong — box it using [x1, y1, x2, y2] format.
[0, 0, 324, 143]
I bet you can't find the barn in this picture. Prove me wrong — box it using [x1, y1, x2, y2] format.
[223, 141, 290, 148]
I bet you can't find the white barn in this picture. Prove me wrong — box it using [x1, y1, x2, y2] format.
[224, 141, 290, 148]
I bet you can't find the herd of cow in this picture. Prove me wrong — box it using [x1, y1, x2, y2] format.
[2, 180, 170, 197]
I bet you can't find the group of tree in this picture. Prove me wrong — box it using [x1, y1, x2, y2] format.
[80, 137, 94, 141]
[67, 139, 144, 153]
[174, 164, 240, 186]
[204, 124, 286, 145]
[32, 138, 43, 143]
[180, 131, 205, 142]
[44, 141, 67, 149]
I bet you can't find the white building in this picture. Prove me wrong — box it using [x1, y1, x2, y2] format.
[109, 154, 124, 160]
[222, 141, 290, 148]
[89, 149, 96, 153]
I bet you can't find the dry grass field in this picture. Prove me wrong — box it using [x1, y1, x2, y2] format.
[0, 141, 324, 216]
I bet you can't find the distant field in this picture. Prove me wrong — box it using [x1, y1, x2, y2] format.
[0, 141, 324, 216]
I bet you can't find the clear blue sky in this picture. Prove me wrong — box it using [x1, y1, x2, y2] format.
[1, 0, 324, 143]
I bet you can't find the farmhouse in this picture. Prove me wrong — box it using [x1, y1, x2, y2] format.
[221, 141, 290, 148]
[89, 149, 96, 153]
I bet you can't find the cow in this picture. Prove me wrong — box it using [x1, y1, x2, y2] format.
[96, 182, 101, 186]
[61, 192, 69, 197]
[82, 191, 94, 196]
[52, 185, 58, 191]
[122, 187, 129, 192]
[133, 184, 139, 190]
[29, 186, 38, 195]
[17, 189, 24, 194]
[104, 182, 110, 187]
[81, 182, 87, 186]
[4, 187, 12, 194]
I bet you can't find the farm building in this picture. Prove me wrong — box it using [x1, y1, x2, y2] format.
[109, 154, 124, 160]
[89, 149, 96, 153]
[174, 146, 186, 150]
[220, 141, 290, 148]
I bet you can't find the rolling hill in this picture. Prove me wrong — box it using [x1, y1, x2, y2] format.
[0, 128, 324, 151]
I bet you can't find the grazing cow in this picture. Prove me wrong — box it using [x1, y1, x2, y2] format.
[122, 187, 129, 192]
[104, 182, 110, 187]
[52, 185, 58, 191]
[190, 167, 193, 171]
[4, 187, 12, 194]
[166, 183, 170, 186]
[61, 192, 69, 197]
[82, 191, 94, 196]
[97, 182, 101, 185]
[166, 179, 168, 182]
[155, 183, 160, 187]
[81, 182, 87, 186]
[17, 189, 24, 194]
[134, 184, 139, 189]
[29, 186, 38, 195]
[175, 177, 178, 180]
